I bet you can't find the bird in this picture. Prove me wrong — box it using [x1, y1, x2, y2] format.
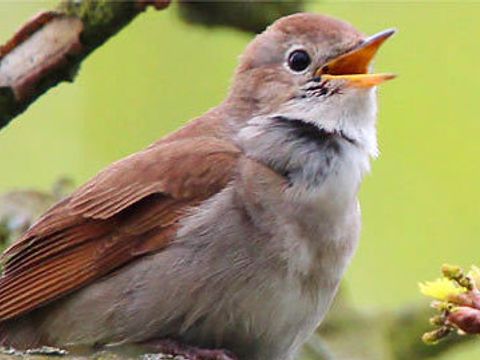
[0, 13, 395, 360]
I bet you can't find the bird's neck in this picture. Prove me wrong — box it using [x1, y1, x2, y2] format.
[236, 116, 372, 197]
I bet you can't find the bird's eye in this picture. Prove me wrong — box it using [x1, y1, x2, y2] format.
[287, 50, 311, 72]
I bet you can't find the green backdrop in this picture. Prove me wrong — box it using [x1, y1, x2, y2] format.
[1, 2, 480, 358]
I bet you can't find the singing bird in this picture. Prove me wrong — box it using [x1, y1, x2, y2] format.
[0, 13, 395, 360]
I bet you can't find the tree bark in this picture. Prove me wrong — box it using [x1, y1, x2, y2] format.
[0, 0, 170, 130]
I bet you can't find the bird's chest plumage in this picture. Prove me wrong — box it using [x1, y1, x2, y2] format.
[260, 144, 363, 315]
[145, 147, 364, 360]
[213, 123, 367, 358]
[237, 116, 366, 279]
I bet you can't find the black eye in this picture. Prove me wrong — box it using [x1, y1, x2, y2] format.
[287, 50, 311, 72]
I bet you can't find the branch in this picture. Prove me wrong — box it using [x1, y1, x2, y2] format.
[177, 1, 305, 34]
[0, 0, 170, 130]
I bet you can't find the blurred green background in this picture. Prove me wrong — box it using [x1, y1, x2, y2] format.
[1, 1, 480, 359]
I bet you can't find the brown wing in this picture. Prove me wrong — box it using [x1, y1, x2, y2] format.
[0, 137, 240, 321]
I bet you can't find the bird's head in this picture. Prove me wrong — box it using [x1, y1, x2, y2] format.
[229, 13, 395, 157]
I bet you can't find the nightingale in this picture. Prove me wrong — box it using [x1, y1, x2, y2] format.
[0, 13, 395, 360]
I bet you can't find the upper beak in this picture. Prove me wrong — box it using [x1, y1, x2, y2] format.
[315, 29, 397, 88]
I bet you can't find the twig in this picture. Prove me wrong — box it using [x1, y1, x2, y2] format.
[420, 264, 480, 344]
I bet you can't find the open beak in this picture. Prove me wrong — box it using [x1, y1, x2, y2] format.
[315, 29, 397, 88]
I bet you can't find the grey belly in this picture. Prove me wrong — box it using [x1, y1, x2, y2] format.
[7, 186, 356, 360]
[36, 241, 308, 360]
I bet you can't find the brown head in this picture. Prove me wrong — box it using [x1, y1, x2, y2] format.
[227, 13, 395, 157]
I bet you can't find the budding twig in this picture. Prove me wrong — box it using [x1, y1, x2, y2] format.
[420, 264, 480, 344]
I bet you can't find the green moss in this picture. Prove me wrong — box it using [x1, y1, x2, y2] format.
[58, 0, 138, 50]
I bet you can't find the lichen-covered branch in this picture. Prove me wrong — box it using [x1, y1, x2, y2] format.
[0, 347, 186, 360]
[0, 0, 170, 130]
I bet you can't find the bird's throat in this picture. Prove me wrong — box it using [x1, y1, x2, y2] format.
[272, 116, 357, 145]
[237, 116, 355, 189]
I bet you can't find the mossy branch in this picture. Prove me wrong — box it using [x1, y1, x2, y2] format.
[0, 0, 306, 131]
[0, 0, 170, 131]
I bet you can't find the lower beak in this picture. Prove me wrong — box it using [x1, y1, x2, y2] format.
[315, 29, 396, 88]
[321, 73, 396, 88]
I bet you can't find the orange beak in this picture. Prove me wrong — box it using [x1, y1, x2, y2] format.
[315, 29, 397, 88]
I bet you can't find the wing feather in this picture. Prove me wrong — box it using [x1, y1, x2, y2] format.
[0, 137, 240, 321]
